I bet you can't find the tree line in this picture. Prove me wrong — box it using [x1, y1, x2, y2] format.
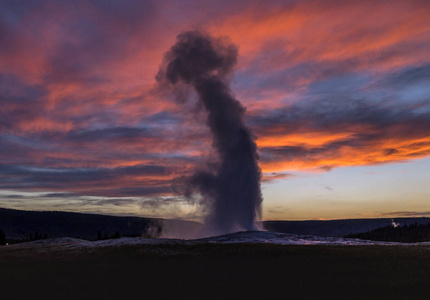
[0, 229, 5, 245]
[0, 229, 48, 245]
[345, 222, 430, 243]
[0, 227, 161, 246]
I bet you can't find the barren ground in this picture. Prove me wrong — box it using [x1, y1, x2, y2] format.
[1, 240, 430, 299]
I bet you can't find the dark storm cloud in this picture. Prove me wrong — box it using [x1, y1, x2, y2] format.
[0, 164, 171, 197]
[24, 126, 155, 143]
[252, 98, 430, 133]
[0, 164, 167, 179]
[381, 64, 430, 87]
[65, 127, 155, 142]
[0, 74, 47, 131]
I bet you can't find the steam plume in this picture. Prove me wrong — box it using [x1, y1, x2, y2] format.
[157, 31, 263, 235]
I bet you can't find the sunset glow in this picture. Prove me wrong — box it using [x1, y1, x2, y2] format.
[1, 0, 429, 221]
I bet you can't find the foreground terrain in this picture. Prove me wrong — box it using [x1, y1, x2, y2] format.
[1, 234, 430, 299]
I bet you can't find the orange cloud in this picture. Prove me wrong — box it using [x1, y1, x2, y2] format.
[211, 0, 430, 73]
[259, 131, 430, 173]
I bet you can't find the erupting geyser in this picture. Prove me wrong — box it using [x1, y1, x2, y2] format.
[157, 31, 263, 236]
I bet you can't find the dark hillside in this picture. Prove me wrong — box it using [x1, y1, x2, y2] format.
[263, 218, 430, 237]
[346, 223, 430, 243]
[0, 207, 199, 242]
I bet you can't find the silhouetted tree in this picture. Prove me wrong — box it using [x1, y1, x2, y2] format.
[0, 229, 6, 245]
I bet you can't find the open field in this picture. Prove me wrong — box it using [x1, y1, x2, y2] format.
[1, 242, 430, 299]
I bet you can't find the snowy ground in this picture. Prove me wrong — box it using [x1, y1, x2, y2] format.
[4, 230, 430, 254]
[188, 230, 405, 245]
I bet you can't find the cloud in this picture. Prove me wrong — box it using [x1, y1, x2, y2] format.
[261, 173, 293, 183]
[379, 211, 430, 217]
[382, 64, 430, 87]
[0, 164, 173, 197]
[65, 127, 156, 143]
[0, 0, 429, 216]
[250, 98, 430, 171]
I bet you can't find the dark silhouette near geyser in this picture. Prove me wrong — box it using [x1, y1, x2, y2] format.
[157, 31, 263, 236]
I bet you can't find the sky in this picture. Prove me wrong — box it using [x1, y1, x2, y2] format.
[0, 0, 429, 221]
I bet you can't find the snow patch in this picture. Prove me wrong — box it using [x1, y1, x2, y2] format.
[187, 231, 403, 245]
[7, 230, 424, 253]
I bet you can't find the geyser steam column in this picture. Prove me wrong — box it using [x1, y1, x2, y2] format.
[157, 31, 263, 235]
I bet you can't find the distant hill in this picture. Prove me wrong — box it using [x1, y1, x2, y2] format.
[0, 207, 201, 242]
[346, 223, 430, 243]
[262, 218, 430, 237]
[2, 207, 430, 243]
